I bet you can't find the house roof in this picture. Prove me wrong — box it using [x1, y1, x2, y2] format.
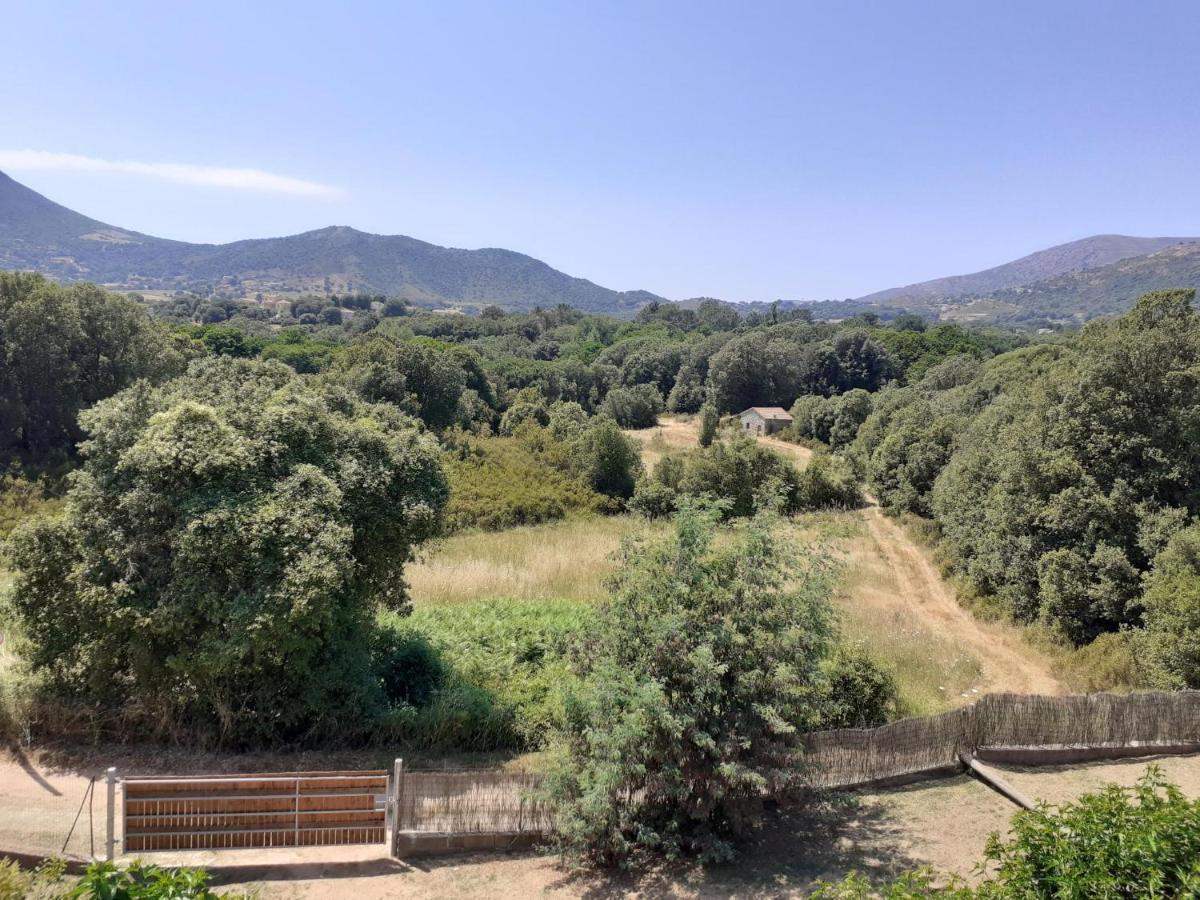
[740, 406, 793, 421]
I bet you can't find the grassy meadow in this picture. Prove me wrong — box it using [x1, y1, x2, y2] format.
[408, 515, 667, 607]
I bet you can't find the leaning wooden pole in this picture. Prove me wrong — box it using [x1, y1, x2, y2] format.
[958, 752, 1034, 810]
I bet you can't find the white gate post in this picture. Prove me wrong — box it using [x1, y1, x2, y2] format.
[391, 758, 404, 856]
[105, 767, 117, 861]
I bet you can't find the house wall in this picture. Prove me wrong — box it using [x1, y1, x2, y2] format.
[739, 412, 764, 435]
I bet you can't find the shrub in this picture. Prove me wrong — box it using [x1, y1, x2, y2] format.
[788, 390, 872, 448]
[629, 479, 678, 519]
[698, 403, 719, 446]
[671, 433, 803, 519]
[0, 857, 66, 900]
[599, 383, 663, 428]
[646, 434, 858, 520]
[569, 416, 643, 500]
[442, 429, 612, 531]
[499, 387, 551, 435]
[818, 645, 901, 728]
[5, 357, 447, 746]
[546, 504, 836, 866]
[371, 626, 445, 706]
[794, 453, 862, 510]
[976, 767, 1200, 898]
[0, 475, 63, 540]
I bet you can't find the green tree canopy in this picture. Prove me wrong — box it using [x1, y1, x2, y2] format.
[6, 356, 447, 745]
[933, 290, 1200, 642]
[0, 273, 185, 468]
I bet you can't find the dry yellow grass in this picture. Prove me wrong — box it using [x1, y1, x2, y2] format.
[408, 515, 666, 607]
[622, 414, 702, 469]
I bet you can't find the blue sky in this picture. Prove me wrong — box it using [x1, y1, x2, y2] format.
[2, 0, 1198, 301]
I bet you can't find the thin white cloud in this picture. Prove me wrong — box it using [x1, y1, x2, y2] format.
[0, 149, 342, 197]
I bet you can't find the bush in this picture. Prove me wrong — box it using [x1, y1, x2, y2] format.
[698, 403, 719, 446]
[442, 429, 612, 531]
[0, 475, 63, 540]
[629, 479, 678, 519]
[818, 645, 901, 728]
[5, 357, 447, 746]
[977, 767, 1200, 898]
[647, 434, 859, 520]
[794, 453, 862, 510]
[0, 857, 65, 900]
[499, 387, 551, 435]
[546, 504, 836, 866]
[371, 626, 445, 706]
[599, 384, 663, 428]
[788, 390, 872, 449]
[569, 416, 643, 500]
[669, 433, 804, 519]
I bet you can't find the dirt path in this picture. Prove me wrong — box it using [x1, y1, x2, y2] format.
[858, 499, 1063, 697]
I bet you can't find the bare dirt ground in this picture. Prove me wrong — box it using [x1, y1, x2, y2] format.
[990, 752, 1200, 808]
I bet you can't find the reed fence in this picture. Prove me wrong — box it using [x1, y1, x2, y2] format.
[87, 691, 1200, 858]
[395, 770, 553, 834]
[802, 690, 1200, 789]
[390, 691, 1200, 838]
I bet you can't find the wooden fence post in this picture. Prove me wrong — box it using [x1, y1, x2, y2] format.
[105, 767, 117, 861]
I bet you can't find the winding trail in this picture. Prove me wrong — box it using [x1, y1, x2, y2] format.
[857, 498, 1063, 697]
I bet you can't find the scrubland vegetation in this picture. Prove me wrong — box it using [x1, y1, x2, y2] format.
[4, 268, 1200, 878]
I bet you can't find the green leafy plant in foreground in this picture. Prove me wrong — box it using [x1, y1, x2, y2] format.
[68, 860, 252, 899]
[814, 767, 1200, 898]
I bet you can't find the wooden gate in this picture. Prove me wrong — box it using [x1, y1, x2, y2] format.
[121, 770, 388, 852]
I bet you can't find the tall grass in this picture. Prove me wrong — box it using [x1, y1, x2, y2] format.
[409, 515, 666, 607]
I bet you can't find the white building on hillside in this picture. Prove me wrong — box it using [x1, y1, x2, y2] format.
[738, 406, 793, 436]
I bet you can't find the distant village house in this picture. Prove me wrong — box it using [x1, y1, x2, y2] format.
[738, 406, 793, 436]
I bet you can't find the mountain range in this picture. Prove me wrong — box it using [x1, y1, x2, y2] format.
[0, 170, 661, 315]
[1, 170, 1197, 323]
